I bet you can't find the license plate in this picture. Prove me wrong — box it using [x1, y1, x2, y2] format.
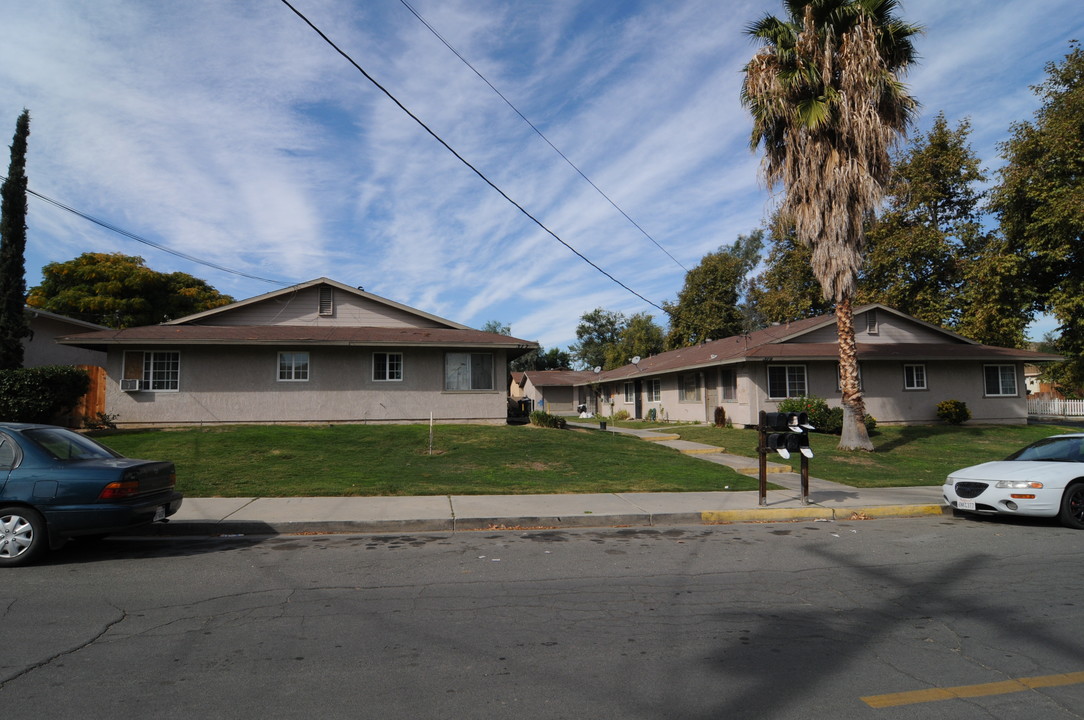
[957, 501, 976, 511]
[153, 505, 166, 522]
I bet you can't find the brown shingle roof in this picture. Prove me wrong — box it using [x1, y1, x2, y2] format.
[523, 370, 598, 387]
[593, 306, 1059, 383]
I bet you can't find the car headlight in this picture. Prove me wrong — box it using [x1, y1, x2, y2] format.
[995, 480, 1044, 489]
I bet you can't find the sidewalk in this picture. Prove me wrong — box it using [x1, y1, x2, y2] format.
[145, 422, 949, 537]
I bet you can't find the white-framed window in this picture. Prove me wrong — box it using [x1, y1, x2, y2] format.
[278, 351, 310, 382]
[984, 364, 1018, 397]
[720, 367, 737, 401]
[373, 352, 403, 382]
[123, 350, 180, 391]
[904, 364, 926, 391]
[679, 373, 701, 403]
[648, 378, 661, 402]
[445, 352, 494, 391]
[623, 382, 635, 404]
[768, 365, 806, 399]
[865, 309, 879, 335]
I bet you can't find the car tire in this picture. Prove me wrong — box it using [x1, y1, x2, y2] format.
[1058, 482, 1084, 530]
[0, 506, 47, 567]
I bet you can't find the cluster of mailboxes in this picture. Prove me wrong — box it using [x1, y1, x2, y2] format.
[761, 412, 814, 459]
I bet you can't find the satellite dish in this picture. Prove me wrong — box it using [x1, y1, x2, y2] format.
[631, 356, 641, 365]
[593, 366, 602, 374]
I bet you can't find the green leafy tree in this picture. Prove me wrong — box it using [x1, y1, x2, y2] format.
[570, 308, 626, 370]
[991, 42, 1084, 369]
[0, 110, 31, 369]
[27, 252, 234, 328]
[481, 320, 511, 335]
[605, 312, 665, 368]
[748, 213, 831, 324]
[858, 113, 981, 325]
[510, 346, 573, 372]
[855, 112, 1032, 345]
[742, 0, 921, 450]
[953, 233, 1031, 348]
[1038, 331, 1084, 398]
[664, 231, 763, 348]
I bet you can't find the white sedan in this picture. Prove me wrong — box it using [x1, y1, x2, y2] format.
[943, 433, 1084, 529]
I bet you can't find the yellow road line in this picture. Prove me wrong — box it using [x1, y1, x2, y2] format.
[862, 671, 1084, 708]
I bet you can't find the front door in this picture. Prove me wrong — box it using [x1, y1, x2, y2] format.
[705, 385, 718, 424]
[634, 380, 643, 419]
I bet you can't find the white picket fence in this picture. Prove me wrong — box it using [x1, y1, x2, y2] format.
[1028, 397, 1084, 418]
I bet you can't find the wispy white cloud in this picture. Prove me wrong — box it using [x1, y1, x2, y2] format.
[0, 0, 1078, 348]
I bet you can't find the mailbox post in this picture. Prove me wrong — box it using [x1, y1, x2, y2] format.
[757, 410, 814, 505]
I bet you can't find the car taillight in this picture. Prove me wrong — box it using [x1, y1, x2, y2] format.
[99, 480, 140, 500]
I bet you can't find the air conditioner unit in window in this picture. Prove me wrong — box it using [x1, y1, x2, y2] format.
[120, 379, 141, 392]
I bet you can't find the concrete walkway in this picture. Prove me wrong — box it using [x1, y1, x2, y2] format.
[145, 422, 949, 537]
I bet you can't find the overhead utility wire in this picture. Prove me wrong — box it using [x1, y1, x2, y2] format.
[280, 0, 664, 312]
[398, 0, 689, 273]
[13, 182, 289, 287]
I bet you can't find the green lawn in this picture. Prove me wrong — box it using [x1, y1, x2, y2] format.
[93, 421, 1081, 497]
[667, 421, 1083, 487]
[94, 424, 757, 498]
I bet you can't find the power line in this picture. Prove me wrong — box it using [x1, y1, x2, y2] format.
[398, 0, 689, 273]
[279, 0, 664, 312]
[12, 181, 289, 287]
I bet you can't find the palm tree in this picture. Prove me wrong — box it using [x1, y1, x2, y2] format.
[741, 0, 920, 450]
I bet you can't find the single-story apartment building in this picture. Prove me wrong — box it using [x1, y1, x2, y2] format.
[58, 278, 537, 426]
[547, 305, 1059, 426]
[512, 369, 598, 415]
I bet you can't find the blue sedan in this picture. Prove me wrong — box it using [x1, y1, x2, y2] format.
[0, 423, 183, 566]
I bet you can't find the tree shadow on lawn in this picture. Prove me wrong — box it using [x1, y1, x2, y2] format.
[871, 424, 946, 453]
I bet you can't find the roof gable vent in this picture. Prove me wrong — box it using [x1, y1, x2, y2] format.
[318, 287, 334, 316]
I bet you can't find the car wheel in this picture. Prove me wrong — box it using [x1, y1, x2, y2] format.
[1058, 483, 1084, 530]
[0, 507, 47, 567]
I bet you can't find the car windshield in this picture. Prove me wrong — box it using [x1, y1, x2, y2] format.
[1005, 436, 1084, 463]
[22, 428, 121, 461]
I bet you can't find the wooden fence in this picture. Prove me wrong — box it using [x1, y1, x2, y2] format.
[57, 364, 106, 428]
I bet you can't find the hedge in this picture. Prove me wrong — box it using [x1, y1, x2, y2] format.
[0, 366, 90, 423]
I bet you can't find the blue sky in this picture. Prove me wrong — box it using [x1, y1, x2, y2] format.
[1, 0, 1080, 349]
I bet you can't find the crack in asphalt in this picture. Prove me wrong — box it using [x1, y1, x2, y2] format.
[0, 605, 128, 687]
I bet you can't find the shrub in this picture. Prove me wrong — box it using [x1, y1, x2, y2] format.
[83, 411, 119, 430]
[0, 366, 90, 423]
[821, 407, 876, 435]
[936, 399, 971, 425]
[777, 396, 832, 430]
[529, 410, 567, 429]
[612, 409, 630, 421]
[713, 406, 727, 427]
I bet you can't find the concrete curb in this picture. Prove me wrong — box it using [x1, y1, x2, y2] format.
[701, 503, 951, 525]
[135, 502, 950, 537]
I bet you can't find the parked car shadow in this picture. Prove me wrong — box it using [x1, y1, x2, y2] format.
[34, 524, 281, 565]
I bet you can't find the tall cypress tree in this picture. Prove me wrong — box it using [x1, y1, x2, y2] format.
[0, 110, 31, 369]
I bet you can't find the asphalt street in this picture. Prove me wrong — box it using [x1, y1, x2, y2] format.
[2, 514, 1083, 719]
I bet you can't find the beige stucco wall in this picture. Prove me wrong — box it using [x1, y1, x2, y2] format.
[585, 358, 1028, 427]
[105, 345, 508, 425]
[750, 359, 1028, 425]
[201, 286, 446, 328]
[23, 315, 106, 368]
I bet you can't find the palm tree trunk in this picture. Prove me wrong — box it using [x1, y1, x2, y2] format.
[836, 297, 874, 451]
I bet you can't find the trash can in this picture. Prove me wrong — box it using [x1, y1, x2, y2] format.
[600, 421, 607, 430]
